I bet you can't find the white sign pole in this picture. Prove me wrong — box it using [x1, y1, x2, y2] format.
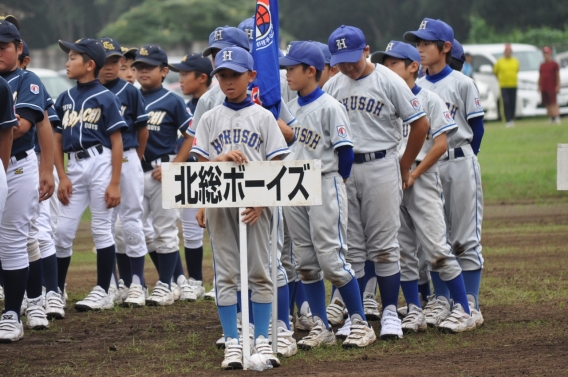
[239, 208, 250, 370]
[270, 207, 279, 353]
[558, 144, 568, 190]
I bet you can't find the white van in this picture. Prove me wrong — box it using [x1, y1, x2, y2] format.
[463, 43, 568, 117]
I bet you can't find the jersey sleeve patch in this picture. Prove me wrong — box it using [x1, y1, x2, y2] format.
[30, 84, 40, 95]
[410, 98, 422, 111]
[443, 111, 453, 122]
[474, 98, 482, 109]
[337, 125, 348, 139]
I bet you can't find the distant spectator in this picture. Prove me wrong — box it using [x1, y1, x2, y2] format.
[494, 44, 520, 127]
[462, 53, 473, 78]
[539, 46, 561, 124]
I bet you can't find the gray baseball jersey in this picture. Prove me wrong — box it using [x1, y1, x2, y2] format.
[280, 69, 297, 104]
[323, 65, 426, 153]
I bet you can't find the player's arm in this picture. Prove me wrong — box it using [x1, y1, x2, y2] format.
[136, 124, 149, 160]
[173, 133, 194, 163]
[54, 132, 72, 206]
[106, 130, 123, 208]
[36, 110, 55, 201]
[12, 111, 35, 139]
[408, 132, 448, 188]
[0, 127, 13, 172]
[277, 118, 295, 144]
[400, 116, 429, 188]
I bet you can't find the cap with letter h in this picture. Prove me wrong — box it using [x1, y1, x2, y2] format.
[211, 46, 254, 76]
[99, 37, 123, 58]
[280, 41, 325, 71]
[238, 17, 255, 50]
[403, 18, 454, 44]
[132, 45, 168, 67]
[371, 41, 420, 65]
[203, 26, 250, 57]
[328, 25, 367, 66]
[59, 38, 107, 68]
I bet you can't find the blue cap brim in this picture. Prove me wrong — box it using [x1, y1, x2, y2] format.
[403, 30, 439, 43]
[58, 40, 80, 54]
[132, 57, 162, 67]
[370, 51, 409, 64]
[0, 35, 16, 43]
[279, 55, 303, 67]
[203, 41, 246, 57]
[104, 51, 123, 58]
[329, 49, 363, 66]
[211, 62, 250, 76]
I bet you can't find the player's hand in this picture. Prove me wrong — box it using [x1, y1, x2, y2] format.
[406, 173, 417, 189]
[58, 176, 73, 206]
[222, 150, 248, 165]
[241, 207, 264, 226]
[151, 166, 162, 182]
[400, 165, 410, 190]
[105, 183, 121, 208]
[196, 208, 206, 228]
[38, 168, 55, 202]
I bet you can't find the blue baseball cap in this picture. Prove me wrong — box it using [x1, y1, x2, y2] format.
[280, 41, 325, 71]
[328, 25, 367, 66]
[0, 19, 20, 43]
[21, 40, 29, 58]
[313, 42, 331, 65]
[403, 18, 454, 44]
[452, 39, 465, 62]
[169, 53, 213, 75]
[238, 17, 255, 50]
[211, 46, 254, 76]
[203, 26, 250, 57]
[99, 37, 123, 58]
[370, 41, 420, 65]
[132, 45, 168, 67]
[59, 38, 107, 68]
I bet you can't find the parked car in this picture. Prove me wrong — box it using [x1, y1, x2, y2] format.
[476, 80, 498, 121]
[556, 51, 568, 69]
[29, 68, 74, 99]
[463, 43, 568, 117]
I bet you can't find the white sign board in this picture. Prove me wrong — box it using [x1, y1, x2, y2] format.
[558, 144, 568, 190]
[161, 160, 322, 209]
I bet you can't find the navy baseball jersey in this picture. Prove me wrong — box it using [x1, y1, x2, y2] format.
[54, 80, 127, 152]
[141, 85, 193, 162]
[34, 97, 60, 153]
[103, 78, 149, 150]
[175, 97, 198, 154]
[2, 68, 48, 155]
[0, 76, 18, 130]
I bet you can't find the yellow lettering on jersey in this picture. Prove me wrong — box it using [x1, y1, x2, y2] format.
[147, 111, 166, 127]
[61, 108, 102, 128]
[120, 105, 127, 116]
[292, 126, 321, 150]
[12, 91, 17, 101]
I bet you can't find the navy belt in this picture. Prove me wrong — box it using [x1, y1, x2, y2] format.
[353, 150, 387, 164]
[142, 155, 171, 172]
[68, 145, 103, 161]
[453, 147, 464, 158]
[11, 151, 29, 161]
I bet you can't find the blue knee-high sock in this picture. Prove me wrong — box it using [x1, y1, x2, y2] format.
[462, 269, 482, 310]
[41, 254, 58, 294]
[357, 277, 365, 299]
[130, 256, 146, 287]
[26, 259, 43, 299]
[185, 246, 203, 281]
[287, 281, 297, 316]
[363, 260, 376, 292]
[430, 271, 450, 301]
[445, 273, 470, 314]
[173, 251, 185, 282]
[303, 279, 329, 328]
[157, 252, 178, 288]
[3, 267, 28, 321]
[57, 256, 71, 294]
[338, 277, 366, 321]
[218, 304, 239, 341]
[97, 245, 116, 293]
[377, 272, 401, 311]
[148, 250, 159, 271]
[252, 302, 271, 339]
[116, 253, 132, 287]
[277, 285, 291, 330]
[400, 280, 420, 308]
[418, 282, 431, 301]
[295, 281, 308, 313]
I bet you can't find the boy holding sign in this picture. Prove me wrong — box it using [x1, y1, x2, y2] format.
[192, 46, 289, 370]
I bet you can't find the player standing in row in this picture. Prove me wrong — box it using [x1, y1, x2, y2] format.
[53, 38, 126, 312]
[372, 41, 476, 332]
[119, 47, 138, 85]
[324, 25, 430, 340]
[98, 37, 150, 307]
[193, 46, 289, 369]
[131, 45, 194, 305]
[404, 19, 485, 327]
[280, 41, 377, 349]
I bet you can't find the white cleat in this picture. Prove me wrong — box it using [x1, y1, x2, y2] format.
[0, 285, 4, 301]
[342, 318, 377, 348]
[75, 286, 115, 311]
[254, 337, 280, 367]
[326, 298, 346, 326]
[171, 282, 181, 301]
[0, 312, 24, 343]
[425, 297, 451, 328]
[45, 291, 65, 319]
[221, 338, 243, 370]
[20, 293, 27, 316]
[25, 297, 49, 330]
[439, 303, 477, 333]
[380, 309, 403, 340]
[289, 315, 295, 332]
[398, 293, 427, 318]
[147, 281, 175, 306]
[180, 278, 205, 302]
[298, 319, 336, 350]
[203, 287, 216, 301]
[276, 327, 297, 357]
[469, 301, 484, 328]
[295, 312, 315, 331]
[336, 317, 351, 340]
[118, 279, 129, 303]
[401, 304, 427, 333]
[363, 292, 381, 321]
[123, 283, 146, 307]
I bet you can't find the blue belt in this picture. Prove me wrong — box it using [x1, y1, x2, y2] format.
[353, 150, 387, 164]
[142, 154, 171, 172]
[453, 147, 464, 158]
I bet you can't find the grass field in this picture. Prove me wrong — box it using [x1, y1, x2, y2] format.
[1, 118, 568, 376]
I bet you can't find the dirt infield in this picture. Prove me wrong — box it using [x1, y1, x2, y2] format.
[1, 203, 568, 376]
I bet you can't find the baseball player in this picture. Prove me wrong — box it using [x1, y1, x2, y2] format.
[0, 20, 56, 341]
[193, 46, 289, 369]
[372, 40, 476, 333]
[323, 25, 430, 340]
[404, 19, 485, 328]
[98, 37, 150, 307]
[53, 38, 127, 312]
[132, 44, 194, 306]
[119, 47, 138, 85]
[280, 41, 377, 349]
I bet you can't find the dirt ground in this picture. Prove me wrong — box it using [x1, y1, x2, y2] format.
[1, 203, 568, 376]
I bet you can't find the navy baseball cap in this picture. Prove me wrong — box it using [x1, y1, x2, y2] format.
[99, 37, 123, 58]
[0, 15, 20, 31]
[280, 41, 325, 71]
[169, 53, 213, 75]
[21, 40, 29, 58]
[59, 38, 107, 68]
[132, 45, 168, 67]
[370, 41, 420, 65]
[121, 47, 138, 60]
[328, 25, 367, 66]
[452, 39, 465, 62]
[211, 46, 254, 76]
[238, 17, 255, 50]
[203, 27, 250, 57]
[404, 18, 454, 44]
[0, 20, 20, 43]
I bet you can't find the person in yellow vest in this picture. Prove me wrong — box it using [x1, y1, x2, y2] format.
[494, 44, 520, 127]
